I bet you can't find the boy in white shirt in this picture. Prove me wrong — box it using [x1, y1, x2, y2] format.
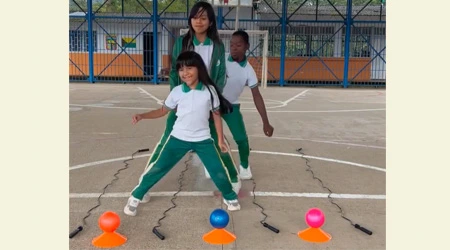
[211, 30, 274, 181]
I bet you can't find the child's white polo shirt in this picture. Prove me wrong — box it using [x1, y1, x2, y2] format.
[164, 82, 220, 142]
[222, 53, 258, 104]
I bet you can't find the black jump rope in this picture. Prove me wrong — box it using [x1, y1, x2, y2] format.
[69, 148, 150, 239]
[70, 146, 372, 239]
[296, 148, 372, 236]
[153, 138, 280, 240]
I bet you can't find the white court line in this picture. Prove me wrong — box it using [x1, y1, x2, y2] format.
[68, 103, 384, 113]
[69, 150, 385, 172]
[69, 191, 385, 200]
[282, 89, 309, 105]
[329, 101, 385, 104]
[249, 135, 385, 149]
[69, 104, 150, 110]
[243, 108, 386, 113]
[238, 97, 284, 104]
[137, 87, 164, 105]
[242, 90, 309, 110]
[249, 150, 385, 172]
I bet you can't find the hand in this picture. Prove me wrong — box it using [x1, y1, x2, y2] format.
[263, 123, 274, 137]
[132, 114, 143, 124]
[218, 141, 228, 153]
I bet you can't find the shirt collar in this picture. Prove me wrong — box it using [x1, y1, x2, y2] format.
[227, 54, 247, 67]
[193, 36, 212, 46]
[182, 81, 204, 92]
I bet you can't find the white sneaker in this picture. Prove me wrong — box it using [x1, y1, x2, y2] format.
[231, 179, 241, 195]
[239, 165, 252, 180]
[223, 199, 241, 211]
[124, 196, 140, 216]
[140, 192, 151, 203]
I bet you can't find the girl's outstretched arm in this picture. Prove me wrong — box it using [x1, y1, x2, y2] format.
[132, 106, 169, 124]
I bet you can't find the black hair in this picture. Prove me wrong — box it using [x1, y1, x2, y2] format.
[175, 51, 233, 114]
[182, 1, 222, 52]
[232, 30, 249, 45]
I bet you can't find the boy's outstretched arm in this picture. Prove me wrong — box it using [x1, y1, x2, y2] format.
[251, 87, 274, 137]
[132, 106, 170, 124]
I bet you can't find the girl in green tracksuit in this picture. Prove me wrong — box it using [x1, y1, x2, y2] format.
[124, 51, 240, 216]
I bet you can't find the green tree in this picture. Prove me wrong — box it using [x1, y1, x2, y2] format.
[70, 0, 200, 14]
[70, 0, 385, 14]
[267, 0, 383, 6]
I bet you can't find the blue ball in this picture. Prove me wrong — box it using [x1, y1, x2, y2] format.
[209, 209, 229, 229]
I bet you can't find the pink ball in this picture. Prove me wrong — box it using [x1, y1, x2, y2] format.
[305, 208, 325, 228]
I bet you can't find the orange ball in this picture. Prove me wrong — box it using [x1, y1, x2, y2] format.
[98, 211, 120, 233]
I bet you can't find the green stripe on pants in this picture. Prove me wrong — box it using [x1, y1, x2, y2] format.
[131, 136, 237, 201]
[146, 111, 177, 169]
[209, 120, 239, 182]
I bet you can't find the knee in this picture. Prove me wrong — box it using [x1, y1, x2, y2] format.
[145, 164, 165, 176]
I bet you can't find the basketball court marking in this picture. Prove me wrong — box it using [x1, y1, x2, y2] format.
[69, 150, 385, 172]
[68, 103, 385, 113]
[69, 191, 385, 200]
[69, 85, 385, 113]
[70, 88, 385, 201]
[282, 89, 309, 105]
[137, 87, 164, 105]
[248, 135, 385, 149]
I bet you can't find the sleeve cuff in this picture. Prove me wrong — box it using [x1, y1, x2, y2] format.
[249, 83, 258, 89]
[163, 103, 175, 111]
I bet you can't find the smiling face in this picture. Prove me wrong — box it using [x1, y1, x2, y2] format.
[191, 8, 210, 35]
[178, 65, 199, 87]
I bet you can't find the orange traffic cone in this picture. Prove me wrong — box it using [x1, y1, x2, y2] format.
[92, 211, 127, 248]
[203, 228, 236, 245]
[203, 208, 236, 245]
[298, 208, 332, 243]
[298, 227, 332, 243]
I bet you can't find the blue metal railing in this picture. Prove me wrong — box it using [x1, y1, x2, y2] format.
[69, 0, 386, 87]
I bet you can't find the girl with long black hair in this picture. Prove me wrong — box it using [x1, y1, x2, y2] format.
[124, 51, 240, 216]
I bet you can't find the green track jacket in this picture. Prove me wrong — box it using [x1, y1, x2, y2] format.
[169, 35, 226, 92]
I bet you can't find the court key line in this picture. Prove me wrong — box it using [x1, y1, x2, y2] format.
[70, 191, 385, 200]
[69, 150, 385, 172]
[137, 87, 164, 105]
[248, 135, 385, 149]
[68, 103, 384, 113]
[135, 88, 308, 110]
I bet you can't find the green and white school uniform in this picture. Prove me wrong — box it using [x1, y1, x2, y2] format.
[144, 35, 241, 183]
[145, 35, 226, 168]
[131, 82, 237, 201]
[219, 53, 259, 170]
